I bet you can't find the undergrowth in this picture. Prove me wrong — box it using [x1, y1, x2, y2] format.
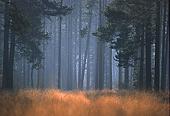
[0, 90, 169, 116]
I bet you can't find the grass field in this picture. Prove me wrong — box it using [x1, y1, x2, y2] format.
[0, 90, 169, 116]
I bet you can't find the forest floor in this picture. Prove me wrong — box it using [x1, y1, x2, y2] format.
[0, 90, 169, 116]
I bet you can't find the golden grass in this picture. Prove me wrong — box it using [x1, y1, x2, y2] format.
[0, 90, 169, 116]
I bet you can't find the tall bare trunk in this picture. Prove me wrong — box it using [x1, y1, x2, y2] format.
[109, 49, 112, 90]
[81, 9, 92, 89]
[8, 32, 16, 89]
[154, 0, 161, 91]
[145, 1, 152, 90]
[139, 25, 144, 90]
[58, 0, 63, 89]
[2, 0, 10, 89]
[161, 0, 167, 91]
[78, 0, 82, 89]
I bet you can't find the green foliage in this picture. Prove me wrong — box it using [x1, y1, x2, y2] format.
[93, 26, 114, 42]
[80, 27, 88, 38]
[43, 0, 72, 16]
[10, 0, 49, 68]
[10, 4, 29, 35]
[93, 0, 144, 67]
[86, 0, 97, 9]
[105, 7, 129, 24]
[2, 0, 72, 69]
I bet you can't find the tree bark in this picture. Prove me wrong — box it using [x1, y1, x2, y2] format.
[31, 66, 34, 88]
[8, 32, 16, 89]
[96, 0, 105, 90]
[2, 0, 10, 89]
[67, 1, 73, 90]
[118, 66, 122, 89]
[161, 0, 167, 91]
[78, 0, 82, 89]
[139, 25, 144, 90]
[154, 0, 161, 91]
[124, 66, 129, 89]
[81, 9, 92, 90]
[57, 0, 63, 89]
[145, 1, 152, 90]
[109, 49, 112, 90]
[86, 54, 90, 90]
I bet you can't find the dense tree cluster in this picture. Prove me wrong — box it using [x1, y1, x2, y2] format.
[0, 0, 71, 89]
[94, 0, 169, 91]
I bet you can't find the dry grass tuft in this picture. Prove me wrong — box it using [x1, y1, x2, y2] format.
[0, 90, 169, 116]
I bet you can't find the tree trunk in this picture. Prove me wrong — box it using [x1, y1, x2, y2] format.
[161, 0, 167, 91]
[163, 0, 169, 91]
[2, 0, 10, 89]
[81, 9, 92, 89]
[67, 1, 73, 90]
[57, 0, 63, 89]
[53, 17, 57, 87]
[139, 25, 144, 90]
[37, 69, 40, 89]
[124, 65, 129, 89]
[23, 58, 26, 88]
[27, 63, 30, 87]
[42, 15, 46, 89]
[31, 66, 34, 88]
[86, 54, 90, 90]
[109, 49, 112, 90]
[96, 0, 104, 90]
[8, 32, 16, 89]
[145, 1, 152, 90]
[154, 0, 161, 91]
[166, 17, 169, 90]
[78, 0, 82, 89]
[118, 66, 122, 89]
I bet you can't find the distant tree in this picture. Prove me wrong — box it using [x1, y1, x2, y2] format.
[42, 0, 72, 89]
[95, 0, 105, 90]
[80, 0, 95, 90]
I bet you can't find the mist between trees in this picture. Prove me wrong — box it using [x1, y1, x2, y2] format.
[0, 0, 169, 92]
